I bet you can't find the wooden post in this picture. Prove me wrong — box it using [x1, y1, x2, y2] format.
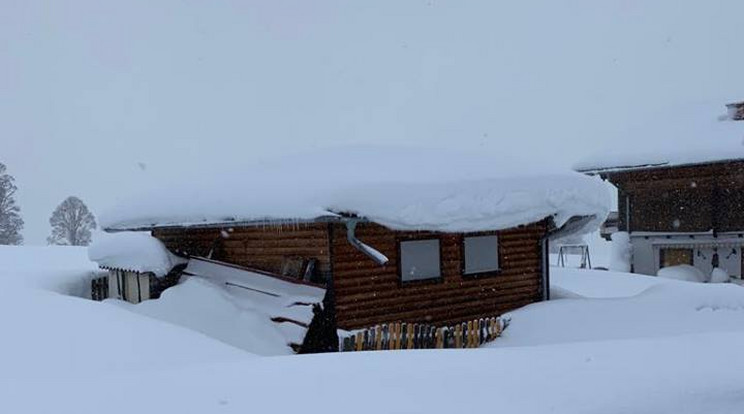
[382, 324, 389, 350]
[466, 320, 473, 348]
[406, 324, 414, 349]
[390, 323, 397, 350]
[356, 332, 363, 351]
[375, 325, 382, 350]
[454, 324, 462, 348]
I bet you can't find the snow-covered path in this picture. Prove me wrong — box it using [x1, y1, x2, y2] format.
[2, 246, 744, 413]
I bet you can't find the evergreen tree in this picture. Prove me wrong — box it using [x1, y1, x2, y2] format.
[0, 162, 23, 245]
[47, 196, 96, 246]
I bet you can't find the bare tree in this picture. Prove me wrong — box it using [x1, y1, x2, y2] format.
[47, 196, 96, 246]
[0, 162, 23, 245]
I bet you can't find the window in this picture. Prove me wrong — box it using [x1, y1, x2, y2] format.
[659, 248, 693, 268]
[399, 239, 441, 282]
[464, 235, 500, 275]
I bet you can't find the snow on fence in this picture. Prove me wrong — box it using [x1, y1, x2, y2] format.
[340, 316, 510, 351]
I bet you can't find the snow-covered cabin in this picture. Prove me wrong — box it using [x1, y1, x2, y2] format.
[576, 101, 744, 279]
[98, 148, 609, 352]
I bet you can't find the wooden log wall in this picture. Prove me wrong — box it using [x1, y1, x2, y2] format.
[330, 222, 546, 330]
[606, 161, 744, 233]
[153, 223, 332, 277]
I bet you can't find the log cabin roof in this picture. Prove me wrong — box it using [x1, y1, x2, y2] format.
[99, 147, 610, 236]
[575, 101, 744, 175]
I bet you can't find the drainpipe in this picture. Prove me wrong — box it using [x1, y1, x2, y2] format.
[345, 219, 389, 265]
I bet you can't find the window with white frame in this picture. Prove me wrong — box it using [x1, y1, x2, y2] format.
[463, 235, 500, 275]
[399, 239, 441, 282]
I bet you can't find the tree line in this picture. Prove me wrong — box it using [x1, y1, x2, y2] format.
[1, 162, 97, 246]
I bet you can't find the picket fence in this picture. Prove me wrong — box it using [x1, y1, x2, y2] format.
[340, 316, 510, 352]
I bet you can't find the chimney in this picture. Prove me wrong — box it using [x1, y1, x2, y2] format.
[725, 101, 744, 121]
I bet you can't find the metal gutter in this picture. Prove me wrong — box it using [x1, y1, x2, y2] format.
[344, 219, 389, 266]
[104, 215, 346, 233]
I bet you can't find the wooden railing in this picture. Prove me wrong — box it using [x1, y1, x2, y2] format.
[340, 316, 510, 351]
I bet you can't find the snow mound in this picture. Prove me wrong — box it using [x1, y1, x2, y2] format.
[609, 231, 631, 272]
[0, 245, 99, 296]
[658, 265, 706, 283]
[500, 269, 744, 347]
[0, 246, 246, 380]
[88, 232, 186, 277]
[115, 277, 296, 355]
[111, 257, 327, 355]
[100, 147, 611, 235]
[711, 267, 731, 284]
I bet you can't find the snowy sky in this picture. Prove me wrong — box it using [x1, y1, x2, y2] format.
[2, 0, 744, 244]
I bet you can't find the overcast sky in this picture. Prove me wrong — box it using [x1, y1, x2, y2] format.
[2, 0, 744, 244]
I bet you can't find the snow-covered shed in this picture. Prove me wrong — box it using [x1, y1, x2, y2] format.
[99, 147, 609, 352]
[575, 101, 744, 279]
[88, 232, 186, 303]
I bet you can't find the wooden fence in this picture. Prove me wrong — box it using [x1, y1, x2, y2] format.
[340, 316, 510, 352]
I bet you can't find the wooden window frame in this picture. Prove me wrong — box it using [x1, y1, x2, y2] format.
[396, 237, 444, 286]
[461, 233, 502, 279]
[659, 247, 694, 269]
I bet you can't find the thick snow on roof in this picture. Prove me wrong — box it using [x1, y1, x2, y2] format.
[575, 101, 744, 174]
[88, 232, 185, 277]
[101, 147, 611, 235]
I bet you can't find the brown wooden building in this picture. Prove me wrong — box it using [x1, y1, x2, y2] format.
[100, 148, 607, 352]
[101, 211, 593, 352]
[577, 101, 744, 278]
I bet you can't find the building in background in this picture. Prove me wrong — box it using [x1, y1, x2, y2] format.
[577, 102, 744, 279]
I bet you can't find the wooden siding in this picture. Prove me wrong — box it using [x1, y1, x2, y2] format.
[330, 222, 547, 330]
[605, 161, 744, 233]
[153, 223, 332, 277]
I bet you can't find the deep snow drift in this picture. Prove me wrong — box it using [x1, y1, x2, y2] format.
[0, 246, 249, 379]
[100, 147, 611, 235]
[3, 246, 744, 414]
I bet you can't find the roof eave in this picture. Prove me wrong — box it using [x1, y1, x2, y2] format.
[103, 215, 348, 233]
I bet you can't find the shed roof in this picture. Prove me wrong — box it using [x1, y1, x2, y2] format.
[100, 147, 611, 236]
[88, 232, 186, 277]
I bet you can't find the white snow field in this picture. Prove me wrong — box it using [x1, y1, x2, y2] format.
[3, 246, 744, 413]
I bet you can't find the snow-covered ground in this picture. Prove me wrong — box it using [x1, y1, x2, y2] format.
[2, 246, 744, 413]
